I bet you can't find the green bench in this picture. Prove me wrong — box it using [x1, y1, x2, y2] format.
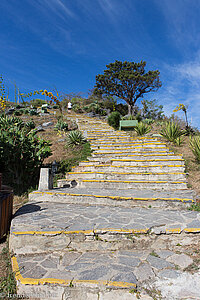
[119, 120, 138, 130]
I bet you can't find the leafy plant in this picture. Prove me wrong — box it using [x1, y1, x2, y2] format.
[134, 122, 151, 136]
[0, 238, 16, 296]
[54, 119, 68, 131]
[188, 202, 200, 211]
[108, 111, 121, 129]
[174, 136, 184, 146]
[25, 120, 35, 130]
[57, 143, 92, 175]
[29, 108, 38, 116]
[143, 118, 154, 125]
[0, 115, 51, 194]
[66, 130, 87, 147]
[159, 121, 186, 144]
[190, 135, 200, 162]
[141, 99, 164, 120]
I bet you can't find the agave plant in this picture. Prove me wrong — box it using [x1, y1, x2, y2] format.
[159, 121, 186, 144]
[134, 122, 151, 136]
[54, 119, 68, 131]
[190, 135, 200, 162]
[25, 120, 35, 130]
[66, 130, 87, 147]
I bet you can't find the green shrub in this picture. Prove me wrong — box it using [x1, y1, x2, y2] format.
[52, 105, 59, 109]
[143, 118, 154, 125]
[141, 99, 164, 120]
[159, 121, 186, 145]
[29, 109, 38, 116]
[190, 136, 200, 162]
[13, 110, 22, 116]
[134, 122, 151, 136]
[30, 98, 47, 107]
[0, 115, 51, 194]
[108, 111, 121, 129]
[25, 120, 36, 130]
[66, 130, 87, 147]
[57, 143, 92, 175]
[54, 119, 68, 131]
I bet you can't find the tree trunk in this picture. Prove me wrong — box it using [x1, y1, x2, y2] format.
[128, 104, 134, 115]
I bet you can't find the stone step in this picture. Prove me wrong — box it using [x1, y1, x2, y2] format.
[88, 154, 182, 161]
[91, 143, 167, 148]
[79, 159, 185, 167]
[93, 149, 171, 154]
[77, 179, 187, 190]
[111, 158, 185, 166]
[91, 140, 163, 144]
[66, 171, 186, 181]
[11, 201, 199, 250]
[72, 164, 185, 173]
[30, 188, 195, 208]
[86, 131, 128, 135]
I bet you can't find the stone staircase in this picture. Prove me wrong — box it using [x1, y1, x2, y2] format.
[9, 114, 200, 300]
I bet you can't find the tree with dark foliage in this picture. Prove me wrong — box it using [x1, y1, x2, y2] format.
[94, 60, 161, 115]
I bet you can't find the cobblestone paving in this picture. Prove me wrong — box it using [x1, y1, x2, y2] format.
[11, 201, 200, 234]
[16, 249, 192, 285]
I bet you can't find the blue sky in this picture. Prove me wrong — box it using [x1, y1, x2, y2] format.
[0, 0, 200, 128]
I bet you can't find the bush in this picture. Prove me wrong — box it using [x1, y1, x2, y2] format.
[29, 109, 38, 116]
[57, 143, 92, 175]
[66, 130, 87, 147]
[141, 99, 164, 120]
[190, 136, 200, 162]
[54, 119, 68, 131]
[0, 116, 51, 194]
[159, 121, 186, 145]
[108, 111, 121, 130]
[30, 99, 47, 107]
[134, 122, 151, 136]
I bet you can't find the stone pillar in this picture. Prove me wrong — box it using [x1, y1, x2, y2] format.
[38, 168, 53, 191]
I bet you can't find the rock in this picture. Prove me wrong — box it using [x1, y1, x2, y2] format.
[158, 269, 182, 279]
[155, 250, 174, 259]
[118, 256, 140, 267]
[111, 272, 137, 285]
[147, 255, 174, 270]
[42, 121, 54, 127]
[167, 253, 193, 269]
[35, 125, 44, 132]
[134, 263, 155, 281]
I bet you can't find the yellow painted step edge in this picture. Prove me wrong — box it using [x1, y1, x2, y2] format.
[11, 256, 135, 288]
[68, 171, 185, 175]
[111, 158, 184, 162]
[32, 191, 193, 202]
[73, 164, 184, 168]
[12, 226, 200, 236]
[94, 153, 182, 157]
[81, 179, 186, 184]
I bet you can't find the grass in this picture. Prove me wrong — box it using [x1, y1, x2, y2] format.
[56, 142, 92, 178]
[149, 250, 159, 257]
[0, 237, 16, 299]
[188, 203, 200, 211]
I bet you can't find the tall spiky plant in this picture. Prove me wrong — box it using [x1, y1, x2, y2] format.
[159, 121, 186, 144]
[190, 136, 200, 162]
[134, 122, 151, 136]
[66, 130, 87, 147]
